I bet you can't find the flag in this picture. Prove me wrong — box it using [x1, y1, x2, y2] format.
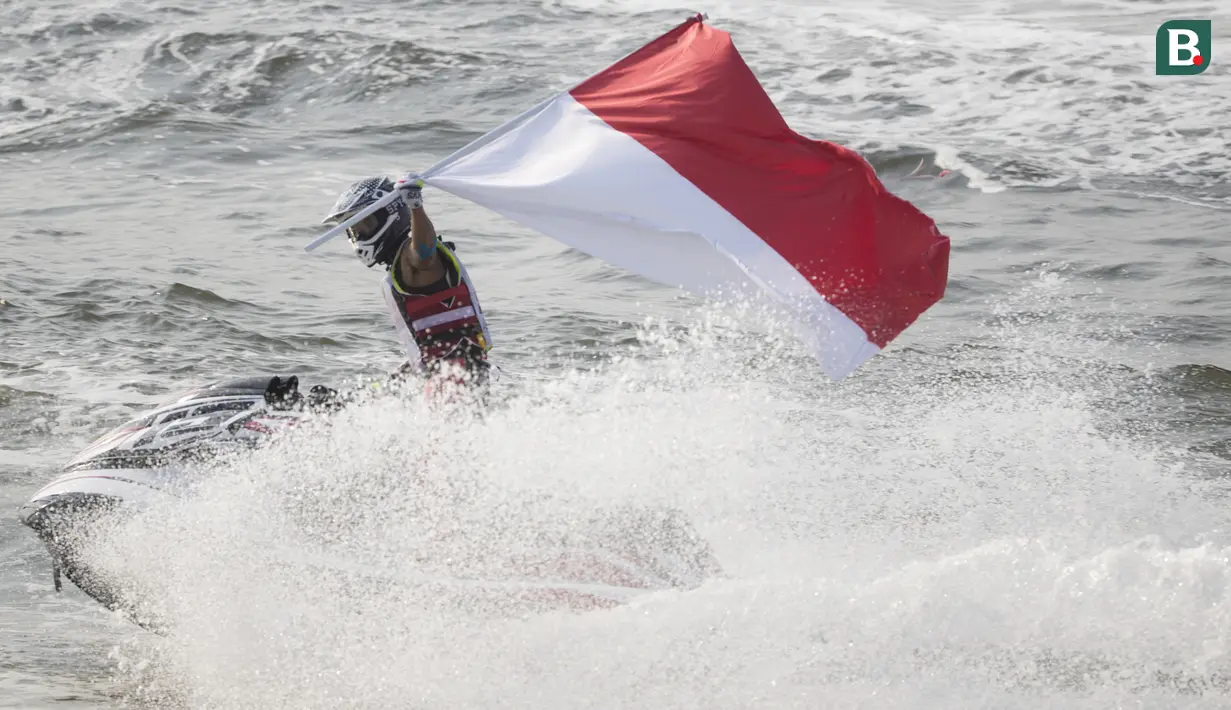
[421, 15, 950, 380]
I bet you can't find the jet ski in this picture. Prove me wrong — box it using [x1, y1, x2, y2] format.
[19, 375, 722, 630]
[17, 376, 312, 616]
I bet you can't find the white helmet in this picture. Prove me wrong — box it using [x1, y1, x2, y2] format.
[320, 177, 411, 268]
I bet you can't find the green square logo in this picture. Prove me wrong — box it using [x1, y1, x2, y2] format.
[1156, 20, 1211, 75]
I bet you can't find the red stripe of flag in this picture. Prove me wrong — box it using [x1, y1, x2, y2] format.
[569, 16, 950, 347]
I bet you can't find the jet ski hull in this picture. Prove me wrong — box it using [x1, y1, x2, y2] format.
[18, 375, 723, 629]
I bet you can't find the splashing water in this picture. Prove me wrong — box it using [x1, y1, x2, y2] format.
[60, 282, 1231, 710]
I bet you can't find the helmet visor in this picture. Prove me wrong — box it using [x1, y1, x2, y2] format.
[346, 212, 388, 243]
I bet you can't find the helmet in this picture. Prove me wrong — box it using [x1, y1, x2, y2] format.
[321, 177, 411, 268]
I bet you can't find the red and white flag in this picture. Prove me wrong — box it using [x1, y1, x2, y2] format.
[421, 15, 950, 380]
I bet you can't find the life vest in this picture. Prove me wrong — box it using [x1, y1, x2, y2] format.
[381, 240, 493, 375]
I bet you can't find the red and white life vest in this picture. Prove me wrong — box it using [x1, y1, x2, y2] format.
[380, 242, 492, 373]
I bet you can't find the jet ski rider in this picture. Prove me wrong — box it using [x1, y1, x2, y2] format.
[320, 174, 494, 398]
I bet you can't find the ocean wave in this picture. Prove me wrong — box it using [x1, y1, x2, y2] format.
[160, 282, 262, 309]
[14, 11, 150, 43]
[1153, 364, 1231, 463]
[141, 29, 486, 112]
[0, 384, 55, 411]
[0, 384, 62, 449]
[0, 22, 489, 150]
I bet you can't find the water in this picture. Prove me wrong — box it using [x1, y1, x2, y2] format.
[2, 0, 1230, 706]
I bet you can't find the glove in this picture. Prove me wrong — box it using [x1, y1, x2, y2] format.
[396, 173, 424, 210]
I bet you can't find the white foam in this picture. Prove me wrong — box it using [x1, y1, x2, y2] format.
[73, 288, 1231, 709]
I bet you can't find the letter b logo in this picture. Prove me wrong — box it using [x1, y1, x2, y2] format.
[1156, 20, 1211, 75]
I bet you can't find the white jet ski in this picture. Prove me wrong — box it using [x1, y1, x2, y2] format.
[17, 376, 313, 619]
[18, 375, 722, 630]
